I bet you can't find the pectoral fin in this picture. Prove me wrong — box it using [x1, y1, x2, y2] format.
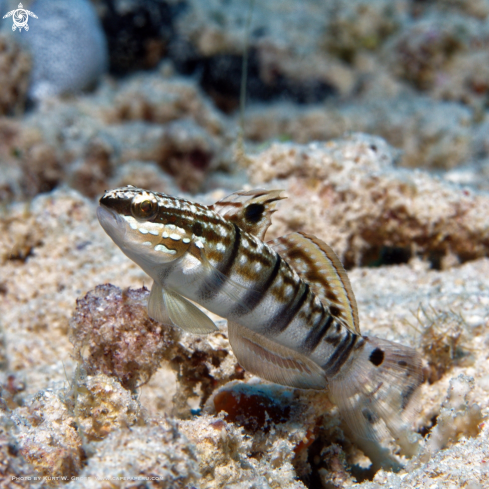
[148, 282, 218, 334]
[227, 321, 327, 390]
[148, 281, 172, 325]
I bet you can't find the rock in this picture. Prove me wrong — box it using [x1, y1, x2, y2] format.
[1, 173, 489, 486]
[66, 420, 200, 488]
[26, 0, 108, 100]
[70, 285, 177, 390]
[245, 134, 489, 268]
[92, 0, 183, 74]
[0, 33, 31, 115]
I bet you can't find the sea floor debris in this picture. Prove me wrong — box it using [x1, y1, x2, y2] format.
[1, 1, 489, 484]
[1, 146, 488, 486]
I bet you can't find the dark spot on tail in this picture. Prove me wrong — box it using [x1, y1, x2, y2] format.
[401, 385, 416, 410]
[369, 348, 384, 366]
[244, 203, 265, 223]
[398, 360, 407, 367]
[362, 408, 378, 425]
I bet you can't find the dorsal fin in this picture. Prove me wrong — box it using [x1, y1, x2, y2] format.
[267, 232, 360, 335]
[210, 189, 285, 240]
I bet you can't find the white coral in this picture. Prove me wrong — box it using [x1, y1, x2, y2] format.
[25, 0, 107, 100]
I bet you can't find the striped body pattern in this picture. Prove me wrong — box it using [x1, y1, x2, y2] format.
[98, 186, 423, 447]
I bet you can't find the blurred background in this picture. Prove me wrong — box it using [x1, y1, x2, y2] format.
[1, 0, 489, 200]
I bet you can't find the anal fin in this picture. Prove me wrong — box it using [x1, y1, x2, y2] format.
[228, 321, 327, 390]
[148, 282, 218, 334]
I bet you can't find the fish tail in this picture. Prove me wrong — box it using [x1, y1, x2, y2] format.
[327, 336, 423, 455]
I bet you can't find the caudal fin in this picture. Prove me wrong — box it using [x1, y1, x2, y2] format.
[328, 336, 423, 457]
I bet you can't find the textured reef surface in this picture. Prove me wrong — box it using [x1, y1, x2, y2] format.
[1, 141, 488, 488]
[1, 0, 489, 488]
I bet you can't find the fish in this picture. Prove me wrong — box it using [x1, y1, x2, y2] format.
[97, 185, 423, 446]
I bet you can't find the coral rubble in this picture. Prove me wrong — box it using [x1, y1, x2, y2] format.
[0, 0, 489, 486]
[70, 285, 177, 391]
[246, 134, 489, 268]
[1, 166, 488, 486]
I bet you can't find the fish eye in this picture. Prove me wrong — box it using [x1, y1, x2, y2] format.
[131, 194, 158, 220]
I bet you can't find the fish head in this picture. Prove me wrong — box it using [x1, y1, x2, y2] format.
[98, 186, 193, 274]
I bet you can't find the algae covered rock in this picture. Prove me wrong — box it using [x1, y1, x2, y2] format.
[11, 389, 84, 482]
[246, 134, 489, 268]
[70, 284, 177, 391]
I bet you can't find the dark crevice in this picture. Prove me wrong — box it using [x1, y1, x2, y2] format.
[8, 244, 38, 263]
[362, 245, 412, 268]
[176, 48, 337, 113]
[297, 430, 377, 488]
[299, 437, 327, 489]
[98, 1, 337, 109]
[99, 0, 187, 74]
[418, 414, 438, 438]
[349, 464, 377, 484]
[427, 250, 444, 270]
[344, 240, 489, 271]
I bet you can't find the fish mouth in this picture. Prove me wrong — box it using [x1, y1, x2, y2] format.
[97, 205, 127, 242]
